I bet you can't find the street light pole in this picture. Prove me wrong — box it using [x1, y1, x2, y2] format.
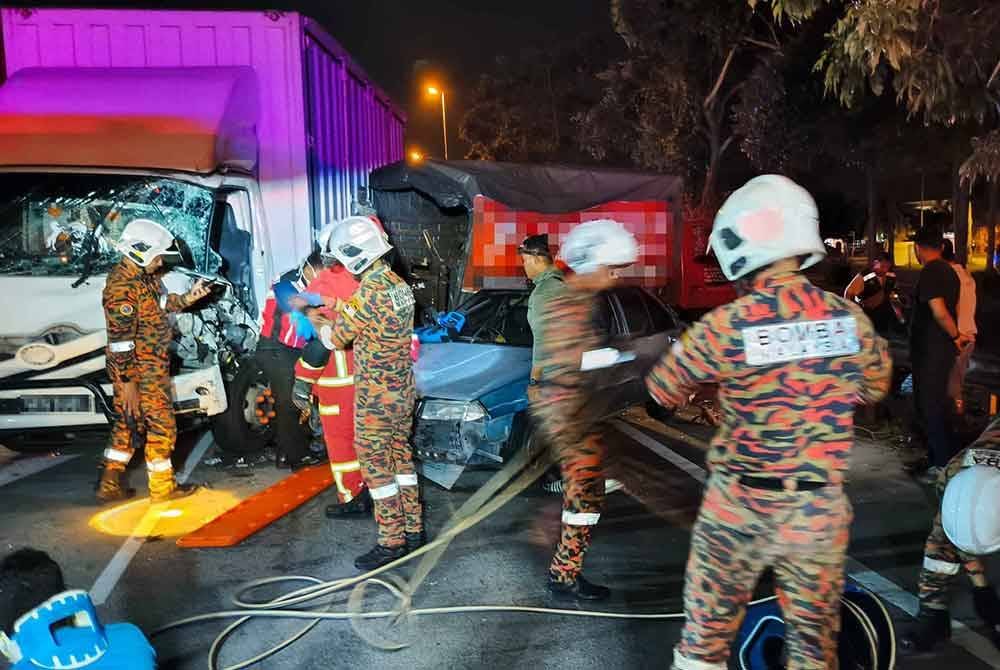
[427, 86, 448, 160]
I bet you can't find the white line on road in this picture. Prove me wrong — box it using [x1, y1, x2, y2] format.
[0, 454, 79, 488]
[90, 432, 213, 606]
[612, 418, 1000, 669]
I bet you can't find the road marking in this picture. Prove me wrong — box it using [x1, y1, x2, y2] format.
[90, 432, 213, 606]
[0, 454, 78, 488]
[612, 418, 1000, 669]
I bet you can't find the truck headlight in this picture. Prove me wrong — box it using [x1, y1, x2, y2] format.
[420, 399, 487, 422]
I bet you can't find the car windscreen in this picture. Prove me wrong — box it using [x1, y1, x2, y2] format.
[454, 292, 532, 346]
[0, 173, 217, 277]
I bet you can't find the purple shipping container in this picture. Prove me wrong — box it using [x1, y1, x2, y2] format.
[0, 7, 406, 268]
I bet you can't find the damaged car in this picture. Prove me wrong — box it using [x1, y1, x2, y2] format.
[413, 286, 684, 489]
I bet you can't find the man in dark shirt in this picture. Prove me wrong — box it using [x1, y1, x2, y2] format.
[910, 226, 964, 476]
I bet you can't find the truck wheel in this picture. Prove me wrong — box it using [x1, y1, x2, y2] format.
[211, 357, 273, 454]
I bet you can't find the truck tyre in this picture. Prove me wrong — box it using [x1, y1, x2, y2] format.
[211, 357, 272, 454]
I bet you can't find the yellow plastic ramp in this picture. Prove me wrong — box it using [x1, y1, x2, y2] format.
[177, 464, 333, 548]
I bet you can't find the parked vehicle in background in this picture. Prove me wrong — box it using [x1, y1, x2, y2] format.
[0, 8, 404, 453]
[412, 286, 685, 489]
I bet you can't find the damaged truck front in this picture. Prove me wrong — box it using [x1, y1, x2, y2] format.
[0, 8, 405, 452]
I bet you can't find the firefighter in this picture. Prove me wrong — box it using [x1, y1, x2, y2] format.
[290, 222, 370, 516]
[903, 414, 1000, 653]
[313, 216, 424, 572]
[256, 249, 328, 470]
[645, 175, 892, 670]
[96, 219, 212, 503]
[529, 220, 639, 602]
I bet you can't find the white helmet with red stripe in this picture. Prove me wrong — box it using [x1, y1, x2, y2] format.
[116, 218, 182, 267]
[710, 175, 825, 280]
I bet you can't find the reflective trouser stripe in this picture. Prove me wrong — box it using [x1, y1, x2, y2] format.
[146, 458, 173, 473]
[317, 376, 355, 387]
[562, 511, 600, 526]
[672, 650, 726, 670]
[319, 404, 340, 416]
[330, 460, 360, 473]
[924, 556, 961, 575]
[108, 340, 135, 353]
[103, 448, 131, 463]
[396, 473, 418, 486]
[159, 294, 167, 310]
[370, 482, 399, 500]
[334, 350, 349, 378]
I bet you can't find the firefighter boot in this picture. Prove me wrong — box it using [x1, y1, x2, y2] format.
[95, 467, 136, 504]
[291, 379, 312, 413]
[973, 586, 1000, 649]
[325, 489, 373, 518]
[150, 483, 200, 504]
[354, 544, 406, 573]
[405, 531, 426, 554]
[547, 575, 611, 602]
[901, 607, 951, 653]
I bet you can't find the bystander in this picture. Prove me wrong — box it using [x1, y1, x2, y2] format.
[942, 239, 978, 418]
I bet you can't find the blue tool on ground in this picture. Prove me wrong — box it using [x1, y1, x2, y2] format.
[0, 590, 155, 670]
[735, 579, 896, 670]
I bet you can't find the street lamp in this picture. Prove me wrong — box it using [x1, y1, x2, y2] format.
[426, 85, 448, 160]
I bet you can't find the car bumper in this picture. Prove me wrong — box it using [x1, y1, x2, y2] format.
[411, 406, 517, 465]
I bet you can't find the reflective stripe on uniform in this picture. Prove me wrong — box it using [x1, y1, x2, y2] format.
[319, 404, 340, 416]
[333, 471, 353, 501]
[672, 650, 726, 670]
[320, 325, 334, 350]
[924, 556, 961, 575]
[298, 360, 325, 371]
[562, 511, 600, 526]
[159, 294, 167, 310]
[108, 340, 135, 353]
[397, 473, 418, 486]
[103, 448, 131, 463]
[330, 460, 361, 473]
[863, 272, 878, 281]
[334, 350, 349, 378]
[146, 458, 173, 473]
[370, 482, 399, 500]
[317, 376, 355, 387]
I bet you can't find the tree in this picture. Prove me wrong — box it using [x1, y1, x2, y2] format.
[578, 0, 786, 210]
[458, 38, 610, 163]
[755, 0, 1000, 262]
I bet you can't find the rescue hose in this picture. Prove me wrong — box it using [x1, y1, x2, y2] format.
[151, 430, 768, 670]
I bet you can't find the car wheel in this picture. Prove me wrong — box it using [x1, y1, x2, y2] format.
[211, 357, 273, 454]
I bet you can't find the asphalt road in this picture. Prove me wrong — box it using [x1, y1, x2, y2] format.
[2, 412, 1000, 669]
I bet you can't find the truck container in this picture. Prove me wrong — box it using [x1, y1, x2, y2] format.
[0, 7, 405, 453]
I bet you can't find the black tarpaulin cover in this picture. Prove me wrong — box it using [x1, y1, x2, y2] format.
[369, 159, 683, 213]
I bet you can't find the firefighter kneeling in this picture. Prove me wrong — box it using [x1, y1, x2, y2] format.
[903, 414, 1000, 652]
[646, 176, 892, 670]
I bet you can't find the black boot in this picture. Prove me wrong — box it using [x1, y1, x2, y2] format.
[547, 574, 611, 602]
[405, 531, 426, 553]
[326, 489, 372, 517]
[973, 586, 1000, 648]
[901, 606, 951, 653]
[354, 544, 406, 572]
[150, 483, 200, 503]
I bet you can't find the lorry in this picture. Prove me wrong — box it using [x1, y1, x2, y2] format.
[0, 8, 405, 453]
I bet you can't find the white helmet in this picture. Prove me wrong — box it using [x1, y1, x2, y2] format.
[559, 220, 638, 274]
[942, 464, 1000, 555]
[316, 222, 339, 262]
[116, 219, 182, 267]
[710, 175, 825, 281]
[326, 216, 392, 275]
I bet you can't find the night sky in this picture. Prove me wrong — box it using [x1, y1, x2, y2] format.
[9, 0, 616, 158]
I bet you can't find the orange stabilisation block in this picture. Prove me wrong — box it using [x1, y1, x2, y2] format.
[177, 464, 333, 548]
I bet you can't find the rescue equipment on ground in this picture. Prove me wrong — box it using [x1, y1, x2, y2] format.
[735, 579, 896, 670]
[0, 590, 155, 670]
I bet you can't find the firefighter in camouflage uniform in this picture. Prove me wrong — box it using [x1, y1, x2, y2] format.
[313, 216, 424, 572]
[97, 219, 211, 503]
[903, 414, 1000, 653]
[529, 220, 639, 602]
[646, 176, 892, 670]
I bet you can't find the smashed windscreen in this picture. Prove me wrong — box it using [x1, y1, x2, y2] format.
[0, 173, 219, 277]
